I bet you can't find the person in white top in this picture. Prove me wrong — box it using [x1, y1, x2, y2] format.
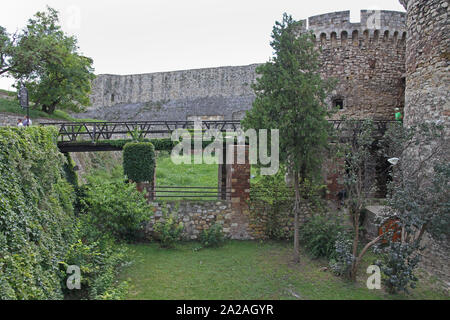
[17, 119, 24, 127]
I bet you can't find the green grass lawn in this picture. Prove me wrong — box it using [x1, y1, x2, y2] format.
[121, 241, 449, 300]
[154, 152, 219, 200]
[156, 152, 218, 187]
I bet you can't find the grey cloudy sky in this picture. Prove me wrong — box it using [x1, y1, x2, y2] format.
[0, 0, 405, 90]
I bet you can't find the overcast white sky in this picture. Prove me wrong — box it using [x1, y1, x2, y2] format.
[0, 0, 405, 90]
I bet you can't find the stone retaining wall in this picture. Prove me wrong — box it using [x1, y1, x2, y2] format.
[0, 112, 57, 127]
[144, 201, 254, 240]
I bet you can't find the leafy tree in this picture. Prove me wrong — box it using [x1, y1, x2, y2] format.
[6, 7, 95, 114]
[334, 119, 387, 281]
[374, 122, 449, 293]
[242, 13, 334, 262]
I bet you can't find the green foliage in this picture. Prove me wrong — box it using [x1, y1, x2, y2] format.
[200, 224, 226, 248]
[60, 217, 130, 300]
[0, 126, 131, 300]
[249, 167, 325, 240]
[153, 209, 184, 248]
[374, 242, 420, 294]
[375, 122, 449, 293]
[123, 142, 156, 183]
[3, 7, 95, 114]
[63, 153, 79, 188]
[0, 126, 75, 299]
[300, 215, 346, 260]
[249, 167, 294, 239]
[0, 97, 101, 121]
[329, 233, 354, 277]
[337, 119, 377, 214]
[78, 179, 152, 241]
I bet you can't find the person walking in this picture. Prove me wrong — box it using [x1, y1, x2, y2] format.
[23, 116, 32, 126]
[17, 118, 24, 127]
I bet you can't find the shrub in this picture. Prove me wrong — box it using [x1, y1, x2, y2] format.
[248, 167, 295, 240]
[329, 232, 354, 277]
[153, 209, 184, 248]
[79, 179, 152, 241]
[200, 223, 225, 248]
[374, 242, 420, 294]
[300, 215, 346, 260]
[123, 142, 155, 183]
[60, 217, 130, 300]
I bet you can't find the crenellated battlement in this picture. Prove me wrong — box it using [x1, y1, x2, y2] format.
[299, 10, 406, 47]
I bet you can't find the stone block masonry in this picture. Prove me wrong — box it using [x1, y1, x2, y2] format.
[144, 199, 300, 241]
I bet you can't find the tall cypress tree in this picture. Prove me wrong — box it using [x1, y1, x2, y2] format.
[242, 13, 334, 262]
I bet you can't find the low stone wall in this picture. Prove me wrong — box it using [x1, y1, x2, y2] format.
[0, 112, 57, 127]
[144, 201, 254, 240]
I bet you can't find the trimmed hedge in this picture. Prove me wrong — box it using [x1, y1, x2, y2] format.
[123, 142, 156, 182]
[96, 138, 224, 152]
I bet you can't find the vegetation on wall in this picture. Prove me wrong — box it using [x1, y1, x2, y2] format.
[0, 127, 133, 299]
[0, 127, 75, 299]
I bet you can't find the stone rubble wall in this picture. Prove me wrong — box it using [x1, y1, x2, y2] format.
[144, 201, 254, 240]
[0, 112, 58, 127]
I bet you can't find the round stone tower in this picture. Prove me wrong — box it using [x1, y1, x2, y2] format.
[399, 0, 450, 285]
[399, 0, 449, 125]
[300, 10, 407, 120]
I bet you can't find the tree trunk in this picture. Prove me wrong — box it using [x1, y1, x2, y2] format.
[47, 102, 58, 114]
[293, 172, 301, 263]
[351, 234, 383, 282]
[350, 207, 359, 281]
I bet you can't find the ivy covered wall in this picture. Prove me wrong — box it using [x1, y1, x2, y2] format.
[0, 127, 76, 299]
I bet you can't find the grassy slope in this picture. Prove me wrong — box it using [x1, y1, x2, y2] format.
[0, 96, 99, 122]
[122, 241, 448, 300]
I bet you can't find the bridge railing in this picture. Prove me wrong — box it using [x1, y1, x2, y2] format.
[40, 119, 400, 143]
[40, 120, 242, 142]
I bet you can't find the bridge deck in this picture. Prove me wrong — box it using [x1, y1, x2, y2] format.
[40, 120, 399, 153]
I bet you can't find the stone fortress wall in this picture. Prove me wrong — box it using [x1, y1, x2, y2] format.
[78, 10, 407, 122]
[399, 0, 450, 285]
[400, 0, 449, 125]
[81, 64, 259, 121]
[300, 10, 406, 119]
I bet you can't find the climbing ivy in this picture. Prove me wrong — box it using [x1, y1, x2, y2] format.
[0, 127, 75, 299]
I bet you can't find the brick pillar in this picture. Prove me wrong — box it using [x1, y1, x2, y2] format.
[324, 157, 344, 201]
[135, 165, 157, 201]
[226, 144, 250, 207]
